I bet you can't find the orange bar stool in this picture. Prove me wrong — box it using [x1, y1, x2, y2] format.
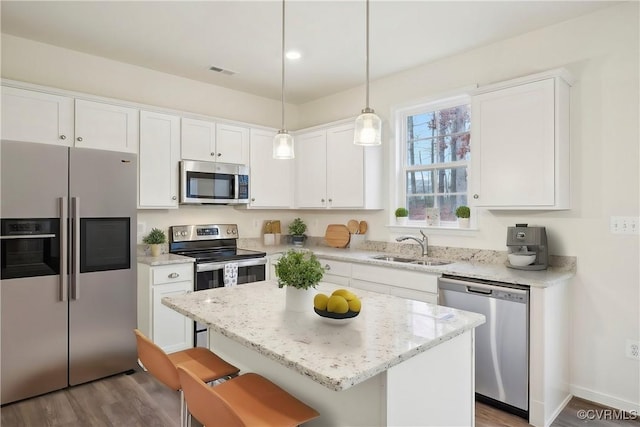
[133, 329, 240, 427]
[178, 366, 320, 427]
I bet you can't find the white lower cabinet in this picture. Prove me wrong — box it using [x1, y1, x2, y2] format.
[267, 253, 283, 281]
[316, 258, 440, 304]
[351, 263, 439, 304]
[138, 262, 194, 353]
[319, 259, 351, 286]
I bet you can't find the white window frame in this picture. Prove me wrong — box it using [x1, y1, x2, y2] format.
[390, 93, 475, 231]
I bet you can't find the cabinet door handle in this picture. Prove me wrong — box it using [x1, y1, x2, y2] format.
[328, 198, 332, 203]
[172, 196, 177, 200]
[321, 199, 325, 203]
[77, 137, 83, 142]
[473, 194, 479, 199]
[324, 264, 331, 271]
[211, 152, 215, 156]
[251, 198, 255, 202]
[60, 135, 67, 140]
[217, 153, 222, 157]
[168, 272, 180, 279]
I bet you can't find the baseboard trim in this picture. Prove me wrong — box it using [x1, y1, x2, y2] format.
[571, 385, 640, 414]
[548, 394, 573, 427]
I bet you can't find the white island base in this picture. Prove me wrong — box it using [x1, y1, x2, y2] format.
[209, 328, 475, 427]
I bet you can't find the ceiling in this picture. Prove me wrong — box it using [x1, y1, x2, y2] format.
[0, 1, 619, 104]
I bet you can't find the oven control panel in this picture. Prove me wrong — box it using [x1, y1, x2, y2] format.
[170, 224, 238, 242]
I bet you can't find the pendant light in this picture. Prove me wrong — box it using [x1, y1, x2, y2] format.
[273, 0, 294, 159]
[354, 0, 382, 146]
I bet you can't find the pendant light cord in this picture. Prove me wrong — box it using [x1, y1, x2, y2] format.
[365, 0, 370, 110]
[281, 0, 286, 130]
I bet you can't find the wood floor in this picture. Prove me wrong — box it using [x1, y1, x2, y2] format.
[2, 369, 639, 427]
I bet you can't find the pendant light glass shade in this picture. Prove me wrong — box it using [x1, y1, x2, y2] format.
[273, 129, 294, 159]
[354, 108, 382, 146]
[354, 0, 381, 146]
[273, 0, 294, 159]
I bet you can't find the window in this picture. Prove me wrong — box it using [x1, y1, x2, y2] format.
[399, 97, 470, 224]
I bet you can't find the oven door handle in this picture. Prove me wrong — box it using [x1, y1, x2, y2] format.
[196, 257, 267, 273]
[0, 234, 57, 240]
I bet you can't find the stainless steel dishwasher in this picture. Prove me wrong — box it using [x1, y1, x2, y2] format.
[438, 274, 530, 419]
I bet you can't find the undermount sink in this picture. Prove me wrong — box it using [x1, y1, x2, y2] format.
[371, 255, 415, 263]
[370, 255, 452, 266]
[410, 259, 452, 266]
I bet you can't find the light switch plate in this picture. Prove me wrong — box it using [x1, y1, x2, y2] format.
[610, 216, 639, 234]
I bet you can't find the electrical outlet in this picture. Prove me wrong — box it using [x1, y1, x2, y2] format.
[610, 216, 640, 234]
[626, 339, 640, 360]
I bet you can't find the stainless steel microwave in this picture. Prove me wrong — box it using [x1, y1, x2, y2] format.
[180, 160, 249, 205]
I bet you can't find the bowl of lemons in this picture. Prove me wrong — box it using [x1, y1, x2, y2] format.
[313, 289, 361, 324]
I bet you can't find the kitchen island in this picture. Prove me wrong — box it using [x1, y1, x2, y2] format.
[163, 281, 485, 426]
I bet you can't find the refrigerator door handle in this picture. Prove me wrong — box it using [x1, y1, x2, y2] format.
[71, 197, 80, 300]
[60, 197, 68, 302]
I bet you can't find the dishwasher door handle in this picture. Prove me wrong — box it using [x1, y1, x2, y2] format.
[467, 286, 493, 295]
[438, 276, 528, 295]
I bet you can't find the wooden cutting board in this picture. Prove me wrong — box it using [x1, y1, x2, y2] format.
[324, 224, 350, 248]
[347, 219, 359, 234]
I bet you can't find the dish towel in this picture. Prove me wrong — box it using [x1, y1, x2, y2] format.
[223, 263, 238, 287]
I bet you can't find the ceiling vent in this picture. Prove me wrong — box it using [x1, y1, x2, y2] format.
[209, 66, 236, 76]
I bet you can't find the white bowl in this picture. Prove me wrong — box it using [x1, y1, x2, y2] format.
[508, 253, 536, 266]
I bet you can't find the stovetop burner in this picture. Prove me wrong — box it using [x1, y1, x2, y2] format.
[169, 223, 266, 263]
[174, 248, 266, 263]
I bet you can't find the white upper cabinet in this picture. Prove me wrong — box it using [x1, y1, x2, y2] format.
[248, 128, 293, 208]
[181, 117, 216, 161]
[75, 99, 139, 153]
[139, 110, 181, 209]
[181, 117, 248, 165]
[326, 124, 365, 208]
[295, 130, 328, 208]
[216, 123, 249, 165]
[1, 86, 74, 146]
[295, 122, 382, 210]
[470, 69, 571, 209]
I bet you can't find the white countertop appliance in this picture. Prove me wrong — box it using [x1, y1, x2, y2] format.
[506, 224, 548, 270]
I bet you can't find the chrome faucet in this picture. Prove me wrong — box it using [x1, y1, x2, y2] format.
[396, 230, 428, 257]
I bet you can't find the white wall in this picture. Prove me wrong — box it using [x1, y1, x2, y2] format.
[2, 2, 638, 412]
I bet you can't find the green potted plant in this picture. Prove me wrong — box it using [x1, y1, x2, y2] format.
[455, 205, 471, 228]
[143, 227, 167, 257]
[288, 217, 307, 246]
[274, 250, 325, 311]
[395, 207, 409, 225]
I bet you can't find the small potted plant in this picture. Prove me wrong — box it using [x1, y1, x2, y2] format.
[455, 205, 471, 228]
[395, 207, 409, 225]
[275, 250, 325, 311]
[143, 227, 167, 257]
[288, 217, 307, 246]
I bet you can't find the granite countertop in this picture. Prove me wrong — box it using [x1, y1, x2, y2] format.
[308, 247, 574, 288]
[162, 281, 485, 391]
[137, 253, 194, 266]
[138, 239, 575, 288]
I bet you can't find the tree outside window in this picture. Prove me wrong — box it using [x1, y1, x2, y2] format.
[403, 101, 470, 223]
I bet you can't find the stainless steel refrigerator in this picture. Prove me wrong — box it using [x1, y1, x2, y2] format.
[1, 140, 137, 405]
